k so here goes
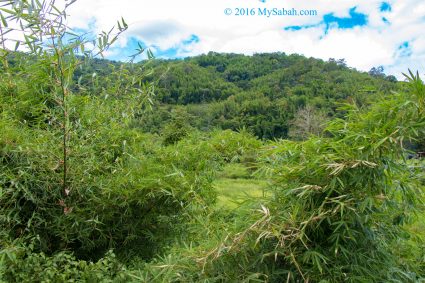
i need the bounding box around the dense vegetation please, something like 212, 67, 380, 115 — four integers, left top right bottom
72, 53, 400, 139
0, 1, 424, 282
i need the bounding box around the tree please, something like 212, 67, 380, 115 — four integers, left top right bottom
162, 107, 193, 145
369, 66, 385, 77
385, 74, 398, 82
0, 0, 159, 258
337, 58, 347, 68
0, 0, 136, 198
288, 105, 328, 140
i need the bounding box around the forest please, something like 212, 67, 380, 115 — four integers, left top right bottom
74, 52, 400, 140
0, 1, 424, 282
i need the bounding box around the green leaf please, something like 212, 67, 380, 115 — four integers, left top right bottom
0, 12, 7, 27
147, 49, 155, 59
0, 8, 15, 15
122, 17, 128, 29
109, 35, 117, 46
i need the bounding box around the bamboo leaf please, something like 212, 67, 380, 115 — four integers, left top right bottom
0, 12, 7, 27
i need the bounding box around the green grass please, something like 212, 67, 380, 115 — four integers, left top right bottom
214, 178, 269, 209
214, 163, 269, 208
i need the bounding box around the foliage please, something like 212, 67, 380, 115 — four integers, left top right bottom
0, 1, 423, 281
161, 108, 193, 145
0, 97, 222, 259
0, 238, 130, 282
130, 72, 424, 282
207, 129, 262, 164
218, 163, 252, 179
76, 52, 399, 139
0, 0, 213, 265
194, 71, 425, 282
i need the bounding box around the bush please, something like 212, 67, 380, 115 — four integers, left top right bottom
208, 129, 262, 163
0, 238, 129, 282
199, 72, 425, 281
132, 72, 425, 282
0, 91, 220, 261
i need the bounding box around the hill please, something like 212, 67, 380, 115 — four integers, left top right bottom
73, 52, 400, 139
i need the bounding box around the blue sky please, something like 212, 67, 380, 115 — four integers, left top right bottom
285, 7, 368, 33
67, 0, 425, 78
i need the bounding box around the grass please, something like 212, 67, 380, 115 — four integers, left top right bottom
214, 178, 269, 209
407, 159, 425, 236
214, 163, 269, 209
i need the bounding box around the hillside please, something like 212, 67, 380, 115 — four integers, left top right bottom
73, 52, 400, 139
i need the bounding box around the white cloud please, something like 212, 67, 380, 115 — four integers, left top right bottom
64, 0, 425, 78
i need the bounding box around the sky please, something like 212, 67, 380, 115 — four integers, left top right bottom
65, 0, 425, 78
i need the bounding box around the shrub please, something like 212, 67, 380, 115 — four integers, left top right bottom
0, 238, 129, 282
136, 72, 425, 282
208, 129, 262, 163
0, 92, 220, 261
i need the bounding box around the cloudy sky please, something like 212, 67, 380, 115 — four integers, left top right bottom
66, 0, 425, 78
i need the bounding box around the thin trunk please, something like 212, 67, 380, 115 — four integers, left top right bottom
53, 38, 68, 196
58, 54, 68, 195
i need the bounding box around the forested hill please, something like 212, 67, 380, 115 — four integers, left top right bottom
74, 52, 400, 139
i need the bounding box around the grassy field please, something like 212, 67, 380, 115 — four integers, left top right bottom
214, 163, 269, 209
214, 178, 269, 208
